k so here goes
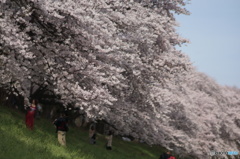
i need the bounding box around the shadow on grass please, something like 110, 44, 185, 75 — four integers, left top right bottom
0, 122, 58, 159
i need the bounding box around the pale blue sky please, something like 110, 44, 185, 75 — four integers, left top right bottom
176, 0, 240, 88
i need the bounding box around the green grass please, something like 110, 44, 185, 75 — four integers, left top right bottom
0, 105, 166, 159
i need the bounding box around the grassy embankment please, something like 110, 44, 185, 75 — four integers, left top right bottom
0, 105, 167, 159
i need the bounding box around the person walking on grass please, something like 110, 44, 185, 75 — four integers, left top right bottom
25, 99, 37, 130
105, 130, 113, 150
89, 123, 97, 144
53, 112, 69, 146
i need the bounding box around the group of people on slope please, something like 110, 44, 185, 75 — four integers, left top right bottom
53, 115, 113, 150
25, 100, 175, 157
25, 99, 112, 149
88, 123, 113, 150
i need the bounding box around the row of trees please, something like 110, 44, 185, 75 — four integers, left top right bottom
1, 0, 239, 158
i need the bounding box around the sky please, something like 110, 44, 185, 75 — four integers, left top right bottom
175, 0, 240, 88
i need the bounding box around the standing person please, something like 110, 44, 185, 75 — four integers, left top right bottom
89, 123, 96, 144
105, 130, 113, 150
25, 99, 37, 130
53, 112, 69, 146
35, 100, 42, 119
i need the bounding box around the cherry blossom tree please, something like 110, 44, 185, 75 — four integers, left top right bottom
1, 0, 239, 158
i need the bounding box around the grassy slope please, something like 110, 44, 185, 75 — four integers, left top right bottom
0, 106, 166, 159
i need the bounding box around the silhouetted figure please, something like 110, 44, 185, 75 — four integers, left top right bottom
89, 123, 96, 144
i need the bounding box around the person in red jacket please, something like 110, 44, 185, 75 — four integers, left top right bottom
25, 99, 37, 130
